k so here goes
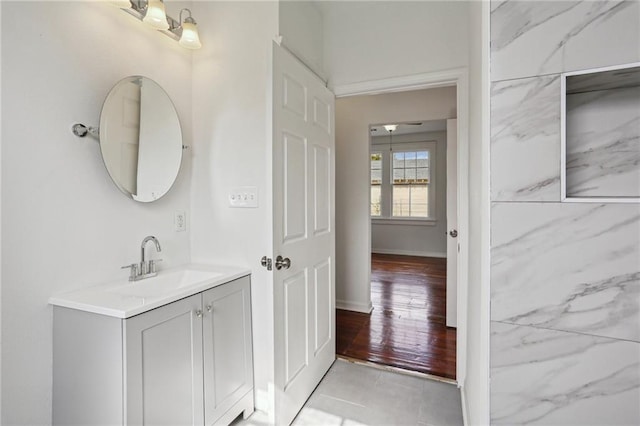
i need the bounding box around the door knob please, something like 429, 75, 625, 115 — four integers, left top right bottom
260, 256, 273, 271
449, 229, 458, 238
275, 255, 291, 270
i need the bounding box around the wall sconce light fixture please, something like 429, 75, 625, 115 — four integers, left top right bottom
142, 0, 169, 30
111, 0, 202, 49
177, 9, 202, 49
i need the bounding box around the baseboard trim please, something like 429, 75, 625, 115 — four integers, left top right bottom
372, 249, 447, 258
336, 299, 373, 313
254, 388, 269, 413
461, 385, 469, 426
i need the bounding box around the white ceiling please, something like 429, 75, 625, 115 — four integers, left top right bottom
370, 120, 447, 136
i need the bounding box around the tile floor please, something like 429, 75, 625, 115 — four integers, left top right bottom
237, 358, 463, 426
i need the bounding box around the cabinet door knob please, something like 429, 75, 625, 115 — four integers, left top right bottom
206, 305, 213, 313
195, 310, 203, 318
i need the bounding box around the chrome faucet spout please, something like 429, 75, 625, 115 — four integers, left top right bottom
141, 235, 162, 264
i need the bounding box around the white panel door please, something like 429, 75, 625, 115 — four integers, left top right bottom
446, 119, 458, 328
272, 42, 335, 425
125, 294, 204, 426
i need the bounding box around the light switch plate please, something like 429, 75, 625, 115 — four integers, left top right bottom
174, 211, 186, 232
229, 186, 258, 208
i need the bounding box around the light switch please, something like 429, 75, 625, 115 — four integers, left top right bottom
229, 186, 258, 208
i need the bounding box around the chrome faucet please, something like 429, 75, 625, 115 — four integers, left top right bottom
122, 236, 163, 281
141, 235, 161, 272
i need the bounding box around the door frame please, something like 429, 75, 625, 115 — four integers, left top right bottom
333, 68, 469, 386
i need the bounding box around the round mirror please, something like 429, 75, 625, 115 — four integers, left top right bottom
99, 76, 182, 202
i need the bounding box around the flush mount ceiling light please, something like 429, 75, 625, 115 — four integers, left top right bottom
112, 1, 202, 49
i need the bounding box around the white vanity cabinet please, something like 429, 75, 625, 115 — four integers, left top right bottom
53, 275, 254, 426
125, 293, 205, 425
201, 282, 254, 425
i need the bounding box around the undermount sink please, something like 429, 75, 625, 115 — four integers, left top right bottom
107, 268, 224, 299
49, 264, 250, 318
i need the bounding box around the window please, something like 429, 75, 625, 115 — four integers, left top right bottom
392, 151, 430, 218
371, 152, 382, 216
370, 142, 436, 223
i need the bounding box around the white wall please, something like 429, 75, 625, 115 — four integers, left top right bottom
371, 131, 448, 258
462, 1, 491, 424
279, 0, 325, 80
322, 1, 469, 88
1, 2, 193, 424
335, 87, 456, 312
189, 1, 279, 414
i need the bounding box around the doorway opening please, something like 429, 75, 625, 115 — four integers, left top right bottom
337, 116, 457, 380
333, 71, 468, 385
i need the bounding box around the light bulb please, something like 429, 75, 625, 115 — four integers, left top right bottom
179, 20, 202, 49
143, 0, 169, 30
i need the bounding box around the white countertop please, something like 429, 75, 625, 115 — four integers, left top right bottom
49, 264, 251, 319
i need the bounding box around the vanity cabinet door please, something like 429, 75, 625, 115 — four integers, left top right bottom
124, 294, 204, 426
202, 276, 254, 425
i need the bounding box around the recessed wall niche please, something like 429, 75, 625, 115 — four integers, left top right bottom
562, 63, 640, 202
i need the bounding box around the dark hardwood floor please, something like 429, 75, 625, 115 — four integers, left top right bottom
336, 253, 456, 380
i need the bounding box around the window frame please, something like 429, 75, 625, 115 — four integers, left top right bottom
370, 140, 437, 225
370, 151, 383, 217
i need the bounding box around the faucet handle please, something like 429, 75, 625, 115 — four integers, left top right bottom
148, 259, 163, 273
121, 263, 139, 281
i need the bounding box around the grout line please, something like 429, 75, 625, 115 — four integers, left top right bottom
491, 320, 640, 343
336, 356, 457, 385
491, 72, 561, 84
318, 393, 366, 408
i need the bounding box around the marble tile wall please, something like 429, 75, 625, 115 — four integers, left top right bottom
491, 76, 561, 201
490, 0, 640, 82
490, 1, 640, 424
492, 203, 640, 342
491, 322, 640, 425
566, 85, 640, 198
